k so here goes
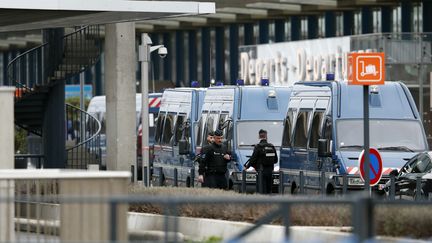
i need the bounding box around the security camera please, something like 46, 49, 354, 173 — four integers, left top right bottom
158, 47, 168, 58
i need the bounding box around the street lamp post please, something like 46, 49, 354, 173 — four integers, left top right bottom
139, 33, 166, 186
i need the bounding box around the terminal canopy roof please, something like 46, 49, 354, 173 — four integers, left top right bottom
0, 0, 215, 32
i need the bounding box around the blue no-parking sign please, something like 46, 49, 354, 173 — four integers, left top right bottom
358, 148, 383, 186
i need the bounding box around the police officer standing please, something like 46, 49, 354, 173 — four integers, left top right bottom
245, 129, 277, 194
197, 131, 214, 186
200, 129, 231, 189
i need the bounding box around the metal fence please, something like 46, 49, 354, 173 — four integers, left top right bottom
3, 169, 432, 242
0, 169, 130, 242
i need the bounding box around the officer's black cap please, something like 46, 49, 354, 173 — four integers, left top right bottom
208, 131, 215, 136
259, 129, 267, 134
214, 129, 223, 136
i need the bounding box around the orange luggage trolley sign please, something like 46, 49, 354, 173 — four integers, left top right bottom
348, 52, 385, 86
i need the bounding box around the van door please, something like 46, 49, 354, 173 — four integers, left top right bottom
307, 108, 325, 189
172, 113, 189, 184
292, 109, 311, 182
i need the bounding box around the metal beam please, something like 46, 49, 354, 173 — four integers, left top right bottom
246, 2, 301, 12
280, 0, 337, 7
218, 7, 268, 17
143, 20, 180, 28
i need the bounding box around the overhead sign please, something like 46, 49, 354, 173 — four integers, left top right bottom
358, 148, 383, 186
348, 52, 385, 85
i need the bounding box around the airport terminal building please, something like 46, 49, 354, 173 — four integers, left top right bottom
0, 0, 432, 146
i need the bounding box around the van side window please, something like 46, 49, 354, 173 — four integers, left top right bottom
203, 114, 215, 145
323, 116, 332, 140
197, 113, 208, 147
309, 111, 324, 149
174, 114, 186, 144
293, 110, 310, 149
155, 113, 165, 143
282, 109, 294, 148
161, 113, 174, 146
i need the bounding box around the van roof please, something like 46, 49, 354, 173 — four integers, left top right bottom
293, 81, 417, 119
86, 93, 162, 114
205, 85, 291, 120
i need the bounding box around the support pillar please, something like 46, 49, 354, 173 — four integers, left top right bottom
163, 33, 172, 82
0, 87, 15, 241
424, 0, 432, 33
43, 81, 66, 168
325, 12, 336, 37
175, 31, 184, 87
362, 7, 372, 34
275, 19, 285, 43
104, 23, 137, 172
244, 23, 254, 45
201, 27, 210, 87
401, 2, 412, 33
308, 15, 318, 39
215, 27, 225, 83
0, 87, 14, 169
343, 11, 353, 36
229, 24, 239, 85
381, 6, 392, 33
259, 20, 269, 44
188, 30, 197, 85
291, 16, 300, 41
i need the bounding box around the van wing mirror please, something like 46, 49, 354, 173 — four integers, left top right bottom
178, 139, 190, 155
318, 139, 331, 157
219, 117, 233, 130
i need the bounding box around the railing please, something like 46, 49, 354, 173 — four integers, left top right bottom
1, 169, 431, 242
66, 104, 102, 169
0, 169, 130, 242
7, 25, 102, 99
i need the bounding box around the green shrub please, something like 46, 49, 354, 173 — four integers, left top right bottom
15, 127, 27, 153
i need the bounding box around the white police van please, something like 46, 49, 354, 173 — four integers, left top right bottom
279, 81, 428, 194
86, 93, 161, 170
196, 83, 291, 191
152, 87, 206, 186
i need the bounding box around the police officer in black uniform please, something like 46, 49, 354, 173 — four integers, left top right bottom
197, 131, 214, 187
245, 129, 277, 194
200, 129, 231, 189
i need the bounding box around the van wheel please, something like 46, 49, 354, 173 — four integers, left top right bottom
326, 184, 335, 195
291, 182, 298, 194
186, 177, 191, 187
159, 174, 166, 186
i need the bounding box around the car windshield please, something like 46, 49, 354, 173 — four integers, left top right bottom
237, 121, 283, 147
337, 119, 427, 152
402, 152, 432, 174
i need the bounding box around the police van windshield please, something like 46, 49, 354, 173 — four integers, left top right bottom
237, 121, 283, 147
337, 119, 427, 152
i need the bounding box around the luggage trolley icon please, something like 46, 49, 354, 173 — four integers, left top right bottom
359, 60, 378, 77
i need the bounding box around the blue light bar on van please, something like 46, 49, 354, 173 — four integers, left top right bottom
215, 81, 224, 86
261, 78, 269, 86
326, 73, 335, 81
236, 79, 245, 86
191, 81, 200, 87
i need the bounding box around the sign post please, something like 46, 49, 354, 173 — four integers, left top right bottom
348, 52, 385, 195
